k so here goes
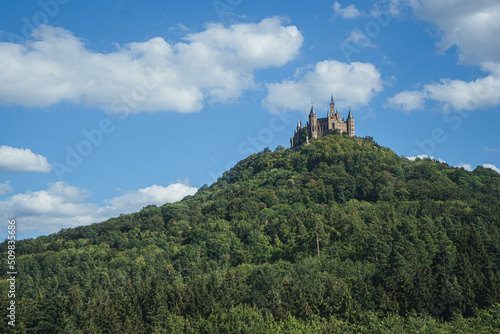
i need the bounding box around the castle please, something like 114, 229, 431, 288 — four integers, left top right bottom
290, 95, 355, 148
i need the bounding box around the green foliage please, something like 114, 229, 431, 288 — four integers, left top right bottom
1, 134, 500, 332
301, 126, 309, 142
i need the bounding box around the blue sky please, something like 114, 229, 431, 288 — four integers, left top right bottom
1, 0, 499, 239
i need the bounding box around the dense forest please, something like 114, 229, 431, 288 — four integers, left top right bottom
1, 134, 500, 333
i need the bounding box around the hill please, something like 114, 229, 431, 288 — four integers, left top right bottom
1, 134, 500, 333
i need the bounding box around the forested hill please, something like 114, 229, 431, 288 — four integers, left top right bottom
2, 134, 500, 333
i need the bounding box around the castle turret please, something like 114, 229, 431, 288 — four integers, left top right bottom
347, 108, 355, 137
309, 104, 318, 138
329, 94, 335, 116
309, 104, 316, 116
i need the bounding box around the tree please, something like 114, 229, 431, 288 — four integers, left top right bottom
301, 127, 309, 142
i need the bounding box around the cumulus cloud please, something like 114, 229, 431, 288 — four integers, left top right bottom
423, 68, 500, 111
263, 60, 383, 113
0, 146, 52, 172
387, 62, 500, 112
483, 163, 500, 174
0, 181, 197, 236
388, 1, 500, 112
409, 0, 500, 65
0, 182, 99, 235
383, 0, 412, 16
107, 183, 198, 211
456, 163, 473, 171
387, 90, 426, 112
344, 28, 375, 48
406, 154, 445, 163
0, 18, 303, 113
333, 2, 364, 19
0, 181, 13, 196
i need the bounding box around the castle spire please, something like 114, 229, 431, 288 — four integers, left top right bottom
329, 94, 335, 116
309, 103, 315, 115
346, 107, 355, 137
347, 108, 353, 119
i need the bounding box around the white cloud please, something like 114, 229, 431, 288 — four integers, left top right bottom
0, 181, 197, 236
0, 18, 303, 114
333, 2, 364, 19
387, 90, 426, 112
345, 28, 375, 48
406, 154, 424, 161
484, 147, 497, 153
456, 163, 473, 171
263, 60, 383, 113
0, 181, 13, 195
0, 146, 52, 172
424, 65, 500, 110
409, 0, 500, 65
383, 0, 420, 16
387, 63, 500, 112
107, 183, 197, 211
0, 182, 100, 234
388, 1, 500, 112
483, 163, 500, 174
406, 154, 445, 163
176, 23, 190, 32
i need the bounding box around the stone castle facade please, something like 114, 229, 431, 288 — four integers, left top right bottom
290, 95, 355, 148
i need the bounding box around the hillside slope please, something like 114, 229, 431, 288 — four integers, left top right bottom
1, 134, 500, 333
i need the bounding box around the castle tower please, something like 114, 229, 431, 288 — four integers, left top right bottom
308, 104, 318, 138
347, 108, 355, 137
329, 94, 335, 116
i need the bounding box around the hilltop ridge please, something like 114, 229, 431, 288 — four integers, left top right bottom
1, 134, 500, 332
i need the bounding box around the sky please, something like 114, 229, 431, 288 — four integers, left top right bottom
0, 0, 499, 239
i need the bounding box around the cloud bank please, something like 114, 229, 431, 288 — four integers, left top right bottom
0, 17, 303, 114
388, 0, 500, 112
0, 181, 197, 236
332, 2, 364, 19
483, 163, 500, 174
0, 146, 52, 172
263, 60, 383, 113
0, 181, 13, 196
